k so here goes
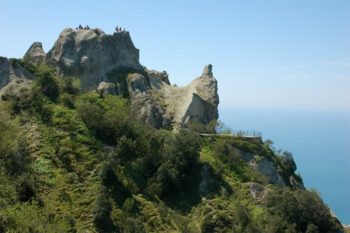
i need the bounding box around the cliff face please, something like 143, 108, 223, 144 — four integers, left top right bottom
0, 57, 33, 100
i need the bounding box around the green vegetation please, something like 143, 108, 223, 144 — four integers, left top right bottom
0, 61, 343, 232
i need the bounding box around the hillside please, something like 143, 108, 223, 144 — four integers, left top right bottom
0, 27, 345, 233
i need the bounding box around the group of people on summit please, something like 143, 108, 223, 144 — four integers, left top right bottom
75, 24, 126, 32
115, 26, 126, 32
76, 24, 90, 30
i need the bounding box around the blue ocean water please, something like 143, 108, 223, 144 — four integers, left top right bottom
219, 107, 350, 224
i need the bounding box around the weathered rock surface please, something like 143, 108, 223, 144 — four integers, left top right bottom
249, 157, 285, 186
23, 42, 46, 65
147, 70, 170, 89
0, 57, 33, 100
46, 28, 143, 90
101, 65, 219, 130
152, 64, 219, 128
96, 81, 116, 96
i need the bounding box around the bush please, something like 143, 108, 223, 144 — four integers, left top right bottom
60, 93, 75, 108
148, 130, 200, 197
263, 189, 343, 233
77, 95, 134, 144
201, 202, 260, 233
62, 77, 81, 95
33, 63, 60, 102
93, 193, 113, 231
0, 104, 30, 175
0, 202, 73, 232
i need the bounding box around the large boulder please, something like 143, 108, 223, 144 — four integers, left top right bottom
96, 81, 117, 96
23, 42, 46, 65
45, 28, 143, 90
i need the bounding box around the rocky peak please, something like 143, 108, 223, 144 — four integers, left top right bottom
23, 42, 46, 65
201, 64, 213, 78
45, 27, 142, 90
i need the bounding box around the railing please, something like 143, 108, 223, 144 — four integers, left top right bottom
231, 130, 262, 138
200, 130, 262, 138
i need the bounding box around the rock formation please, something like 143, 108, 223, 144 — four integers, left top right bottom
23, 42, 46, 65
1, 27, 219, 130
152, 64, 219, 128
45, 28, 143, 90
0, 57, 33, 100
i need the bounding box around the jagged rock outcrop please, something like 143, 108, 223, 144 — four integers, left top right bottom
0, 57, 33, 100
46, 28, 143, 90
23, 42, 46, 65
98, 65, 219, 130
156, 64, 219, 128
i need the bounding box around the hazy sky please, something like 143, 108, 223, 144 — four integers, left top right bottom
1, 0, 349, 111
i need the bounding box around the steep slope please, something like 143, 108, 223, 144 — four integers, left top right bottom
0, 27, 346, 232
0, 85, 343, 232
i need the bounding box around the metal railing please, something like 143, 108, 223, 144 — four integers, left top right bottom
231, 130, 262, 138
200, 130, 262, 138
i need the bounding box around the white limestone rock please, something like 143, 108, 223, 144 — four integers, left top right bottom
46, 28, 142, 90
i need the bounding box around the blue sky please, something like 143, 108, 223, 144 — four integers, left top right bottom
1, 0, 349, 111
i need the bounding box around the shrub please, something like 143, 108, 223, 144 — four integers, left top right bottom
60, 93, 75, 108
263, 189, 343, 233
148, 130, 200, 197
93, 193, 113, 231
62, 77, 81, 95
0, 202, 72, 232
33, 63, 60, 102
0, 104, 30, 175
77, 95, 134, 144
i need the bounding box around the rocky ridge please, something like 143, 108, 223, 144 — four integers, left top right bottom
0, 27, 219, 130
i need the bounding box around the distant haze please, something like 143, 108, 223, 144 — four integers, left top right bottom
1, 0, 349, 111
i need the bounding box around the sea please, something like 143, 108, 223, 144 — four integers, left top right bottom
219, 107, 350, 224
